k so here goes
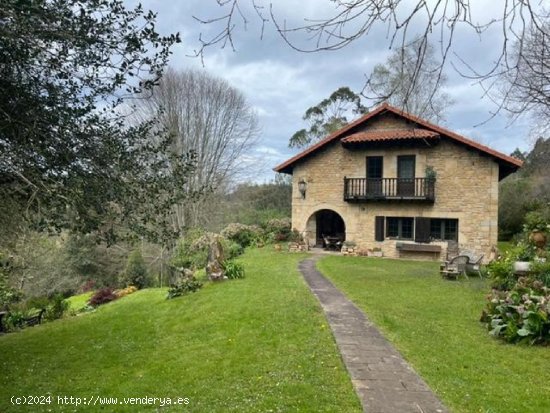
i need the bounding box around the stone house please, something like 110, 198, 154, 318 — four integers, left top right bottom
274, 103, 522, 261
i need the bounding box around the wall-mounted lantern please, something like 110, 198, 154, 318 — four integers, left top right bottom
298, 179, 307, 199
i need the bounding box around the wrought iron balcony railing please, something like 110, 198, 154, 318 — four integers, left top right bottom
343, 177, 435, 202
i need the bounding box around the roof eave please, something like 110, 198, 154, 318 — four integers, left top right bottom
273, 102, 523, 174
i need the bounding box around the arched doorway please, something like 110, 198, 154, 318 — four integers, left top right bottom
306, 209, 346, 247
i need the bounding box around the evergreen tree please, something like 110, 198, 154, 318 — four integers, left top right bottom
0, 0, 186, 245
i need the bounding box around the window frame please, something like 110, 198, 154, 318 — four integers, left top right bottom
429, 218, 459, 241
386, 217, 414, 240
366, 156, 383, 179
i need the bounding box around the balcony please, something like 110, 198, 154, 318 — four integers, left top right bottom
343, 177, 435, 203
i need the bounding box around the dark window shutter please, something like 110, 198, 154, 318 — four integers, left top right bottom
415, 217, 431, 243
375, 216, 385, 241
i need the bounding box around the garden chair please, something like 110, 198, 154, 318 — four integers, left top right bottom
465, 254, 484, 278
322, 235, 338, 251
440, 255, 470, 280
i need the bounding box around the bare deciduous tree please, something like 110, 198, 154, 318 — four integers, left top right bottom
494, 21, 550, 133
192, 1, 549, 121
135, 68, 260, 232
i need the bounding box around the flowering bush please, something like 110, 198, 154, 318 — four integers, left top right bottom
171, 229, 214, 270
220, 223, 263, 248
481, 278, 550, 345
114, 286, 138, 298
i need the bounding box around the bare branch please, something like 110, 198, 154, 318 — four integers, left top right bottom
192, 0, 549, 123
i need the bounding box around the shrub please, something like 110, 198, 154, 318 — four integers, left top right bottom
509, 242, 537, 261
0, 273, 22, 311
222, 239, 244, 260
223, 260, 245, 279
121, 249, 149, 289
167, 278, 203, 300
45, 294, 69, 321
288, 229, 303, 243
523, 211, 550, 232
263, 218, 292, 241
482, 278, 550, 344
171, 229, 215, 270
486, 257, 515, 290
221, 223, 263, 248
114, 285, 138, 298
80, 279, 96, 293
3, 310, 25, 331
88, 288, 118, 307
529, 260, 550, 287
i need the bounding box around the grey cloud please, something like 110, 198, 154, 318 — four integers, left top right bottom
129, 0, 532, 181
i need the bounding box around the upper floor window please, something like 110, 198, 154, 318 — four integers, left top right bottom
397, 155, 415, 179
366, 156, 383, 179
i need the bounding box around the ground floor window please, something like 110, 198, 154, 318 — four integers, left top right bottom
386, 217, 414, 240
430, 219, 458, 241
375, 216, 458, 242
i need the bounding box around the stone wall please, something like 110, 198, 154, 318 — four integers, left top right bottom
290, 117, 499, 262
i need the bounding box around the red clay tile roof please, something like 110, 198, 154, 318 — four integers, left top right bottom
341, 128, 440, 143
274, 102, 523, 176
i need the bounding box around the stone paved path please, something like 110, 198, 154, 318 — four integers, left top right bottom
299, 258, 449, 413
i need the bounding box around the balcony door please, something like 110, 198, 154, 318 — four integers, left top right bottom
366, 156, 383, 196
397, 155, 415, 196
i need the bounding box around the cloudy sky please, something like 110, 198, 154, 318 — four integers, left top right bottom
129, 0, 534, 181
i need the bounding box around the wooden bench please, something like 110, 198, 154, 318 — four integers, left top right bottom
0, 309, 46, 332
23, 309, 46, 327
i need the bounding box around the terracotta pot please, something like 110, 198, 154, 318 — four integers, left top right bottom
529, 230, 547, 249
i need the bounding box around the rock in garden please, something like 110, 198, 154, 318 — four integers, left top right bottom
206, 236, 226, 281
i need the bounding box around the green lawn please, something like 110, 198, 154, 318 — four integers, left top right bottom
317, 256, 550, 413
497, 241, 514, 255
0, 249, 361, 412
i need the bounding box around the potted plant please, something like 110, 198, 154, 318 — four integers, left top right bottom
425, 165, 437, 182
524, 211, 548, 249
511, 242, 535, 274
368, 247, 383, 257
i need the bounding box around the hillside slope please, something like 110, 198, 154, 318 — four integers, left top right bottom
0, 249, 361, 412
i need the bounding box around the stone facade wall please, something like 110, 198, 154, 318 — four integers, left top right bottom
290, 117, 499, 262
